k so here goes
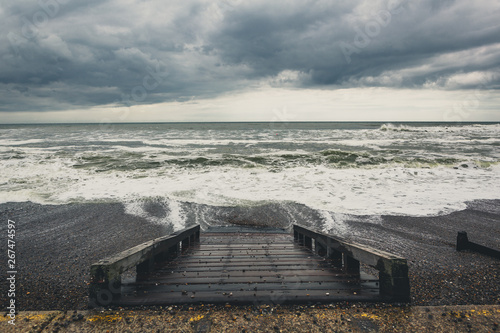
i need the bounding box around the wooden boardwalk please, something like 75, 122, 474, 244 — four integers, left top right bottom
117, 227, 381, 305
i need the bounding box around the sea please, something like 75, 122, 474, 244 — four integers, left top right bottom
1, 122, 499, 233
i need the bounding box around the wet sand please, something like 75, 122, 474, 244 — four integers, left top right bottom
0, 200, 499, 310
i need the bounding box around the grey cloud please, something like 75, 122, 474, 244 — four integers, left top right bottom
210, 0, 500, 88
0, 0, 499, 112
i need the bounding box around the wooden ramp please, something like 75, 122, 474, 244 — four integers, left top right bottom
117, 227, 381, 305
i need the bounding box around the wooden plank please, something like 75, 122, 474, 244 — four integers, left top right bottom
165, 263, 327, 270
200, 243, 293, 246
144, 268, 376, 280
122, 282, 379, 295
200, 241, 293, 245
140, 269, 351, 279
201, 241, 292, 245
180, 254, 316, 260
181, 248, 309, 253
123, 280, 378, 291
155, 264, 330, 272
186, 250, 302, 255
203, 226, 289, 234
169, 258, 327, 265
118, 289, 383, 306
138, 274, 369, 284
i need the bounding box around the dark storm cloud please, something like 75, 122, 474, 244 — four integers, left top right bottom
0, 0, 499, 112
211, 0, 500, 87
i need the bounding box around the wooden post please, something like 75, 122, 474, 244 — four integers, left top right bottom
137, 257, 154, 275
298, 233, 304, 246
315, 241, 327, 257
456, 231, 469, 251
181, 237, 190, 251
89, 265, 122, 307
377, 258, 410, 302
328, 247, 343, 268
169, 243, 179, 256
304, 236, 312, 250
457, 231, 500, 259
344, 255, 360, 275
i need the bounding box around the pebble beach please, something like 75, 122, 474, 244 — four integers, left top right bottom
0, 199, 499, 312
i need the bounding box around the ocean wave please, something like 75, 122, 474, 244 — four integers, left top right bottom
124, 198, 325, 232
379, 122, 500, 133
1, 122, 499, 218
379, 123, 416, 132
67, 149, 498, 171
0, 139, 45, 146
1, 160, 499, 217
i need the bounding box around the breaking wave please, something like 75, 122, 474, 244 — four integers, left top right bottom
0, 122, 499, 221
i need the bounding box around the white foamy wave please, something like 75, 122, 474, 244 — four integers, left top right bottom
379, 122, 500, 134
0, 139, 45, 146
379, 123, 416, 132
320, 211, 350, 236
3, 161, 496, 217
1, 122, 499, 219
124, 197, 187, 231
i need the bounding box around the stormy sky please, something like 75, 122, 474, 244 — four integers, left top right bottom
0, 0, 499, 123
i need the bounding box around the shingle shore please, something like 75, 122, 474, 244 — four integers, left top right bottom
0, 200, 498, 311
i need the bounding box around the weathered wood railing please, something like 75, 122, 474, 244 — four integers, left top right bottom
89, 225, 200, 307
293, 225, 410, 302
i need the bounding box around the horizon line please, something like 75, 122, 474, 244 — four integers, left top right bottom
1, 120, 500, 126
